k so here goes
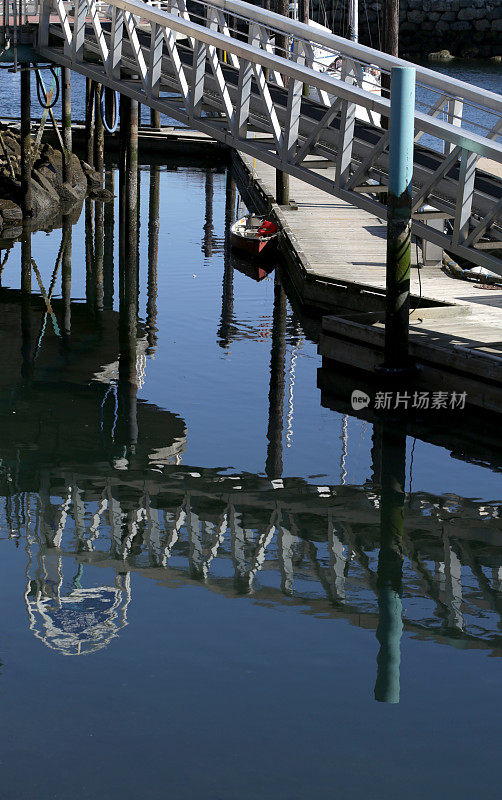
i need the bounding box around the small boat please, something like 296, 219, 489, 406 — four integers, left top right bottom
230, 214, 278, 257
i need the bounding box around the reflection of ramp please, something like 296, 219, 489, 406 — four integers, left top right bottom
26, 579, 131, 656
6, 465, 502, 657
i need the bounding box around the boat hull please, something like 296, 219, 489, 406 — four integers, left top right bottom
230, 230, 277, 257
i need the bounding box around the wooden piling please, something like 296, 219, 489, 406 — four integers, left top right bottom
94, 83, 104, 186
20, 66, 32, 217
127, 99, 139, 219
381, 0, 400, 117
61, 68, 72, 185
275, 0, 290, 205
275, 169, 290, 206
151, 108, 161, 131
85, 77, 95, 167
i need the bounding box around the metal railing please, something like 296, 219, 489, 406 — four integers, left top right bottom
33, 0, 502, 270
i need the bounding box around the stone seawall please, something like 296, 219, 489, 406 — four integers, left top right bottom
309, 0, 502, 59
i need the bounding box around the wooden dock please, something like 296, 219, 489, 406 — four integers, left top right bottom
235, 152, 502, 411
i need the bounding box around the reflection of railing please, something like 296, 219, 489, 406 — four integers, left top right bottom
4, 467, 502, 654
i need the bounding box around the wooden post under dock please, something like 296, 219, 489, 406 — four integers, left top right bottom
85, 77, 95, 168
20, 66, 32, 217
61, 67, 72, 185
151, 108, 161, 131
94, 83, 104, 186
274, 0, 289, 206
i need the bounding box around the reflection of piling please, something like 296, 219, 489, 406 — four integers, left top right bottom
85, 78, 95, 168
94, 199, 104, 313
94, 83, 104, 186
117, 96, 139, 452
218, 169, 236, 348
374, 422, 406, 704
62, 215, 72, 344
371, 421, 383, 486
203, 169, 214, 257
20, 66, 32, 217
84, 198, 95, 312
21, 233, 32, 378
147, 165, 160, 355
103, 168, 115, 310
61, 68, 72, 185
265, 278, 287, 480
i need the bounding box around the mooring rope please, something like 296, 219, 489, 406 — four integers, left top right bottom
99, 85, 119, 134
35, 66, 60, 109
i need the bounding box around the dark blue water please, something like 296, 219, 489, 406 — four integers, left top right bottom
0, 57, 501, 799
0, 160, 500, 800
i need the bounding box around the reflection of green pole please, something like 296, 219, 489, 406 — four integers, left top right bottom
374, 422, 406, 704
375, 587, 403, 704
73, 563, 83, 589
384, 67, 415, 371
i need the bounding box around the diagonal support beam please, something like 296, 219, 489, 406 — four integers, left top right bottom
412, 145, 461, 212
162, 27, 190, 104
293, 98, 343, 166
464, 197, 502, 247
453, 149, 477, 244
123, 9, 148, 90
189, 39, 206, 120
87, 0, 109, 64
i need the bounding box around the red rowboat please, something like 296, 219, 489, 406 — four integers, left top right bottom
230, 215, 278, 257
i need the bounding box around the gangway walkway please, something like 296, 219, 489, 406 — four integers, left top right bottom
10, 0, 501, 274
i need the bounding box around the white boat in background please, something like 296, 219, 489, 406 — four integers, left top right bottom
290, 1, 381, 125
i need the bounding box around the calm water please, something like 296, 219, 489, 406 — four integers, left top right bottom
0, 52, 501, 800
0, 157, 500, 800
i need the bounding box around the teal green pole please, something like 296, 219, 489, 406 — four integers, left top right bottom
384, 66, 416, 371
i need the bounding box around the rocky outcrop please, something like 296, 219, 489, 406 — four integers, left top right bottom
0, 124, 110, 240
309, 0, 502, 59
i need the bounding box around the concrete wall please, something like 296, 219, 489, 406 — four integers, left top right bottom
309, 0, 502, 59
